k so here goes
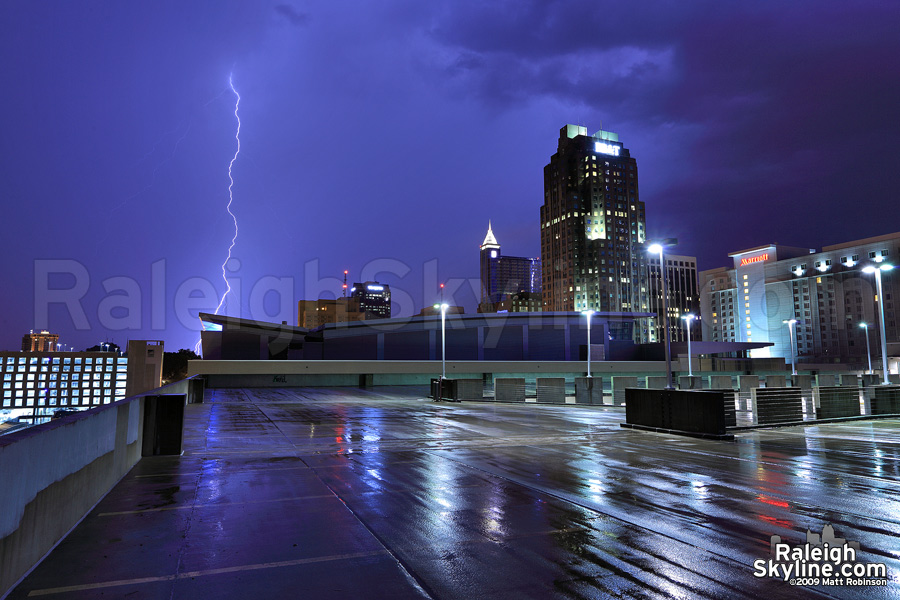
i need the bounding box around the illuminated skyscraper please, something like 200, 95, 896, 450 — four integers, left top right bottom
478, 222, 541, 312
350, 282, 392, 319
540, 125, 648, 338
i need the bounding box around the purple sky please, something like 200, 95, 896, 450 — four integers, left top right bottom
2, 1, 899, 352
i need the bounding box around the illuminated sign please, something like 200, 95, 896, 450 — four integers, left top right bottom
367, 285, 384, 291
740, 253, 768, 266
595, 142, 620, 157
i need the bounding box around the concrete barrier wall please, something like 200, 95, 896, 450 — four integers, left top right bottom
708, 389, 737, 426
454, 379, 483, 401
841, 374, 861, 386
709, 375, 733, 390
625, 389, 727, 435
646, 376, 668, 389
190, 360, 668, 379
536, 378, 565, 404
751, 387, 803, 424
815, 374, 837, 387
814, 387, 861, 419
575, 377, 603, 405
0, 398, 145, 596
612, 377, 639, 405
765, 375, 787, 388
861, 374, 882, 387
738, 376, 759, 391
679, 376, 704, 390
0, 375, 201, 597
792, 374, 812, 390
871, 386, 900, 415
495, 378, 526, 402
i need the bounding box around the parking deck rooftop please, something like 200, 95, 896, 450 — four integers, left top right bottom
8, 387, 900, 599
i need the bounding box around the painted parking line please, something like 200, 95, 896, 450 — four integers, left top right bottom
97, 494, 335, 516
27, 550, 390, 597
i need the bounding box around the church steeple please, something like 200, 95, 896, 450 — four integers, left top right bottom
480, 220, 500, 250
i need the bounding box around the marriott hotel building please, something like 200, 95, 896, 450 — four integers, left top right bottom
699, 232, 900, 371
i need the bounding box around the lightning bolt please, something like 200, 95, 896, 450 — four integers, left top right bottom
195, 74, 241, 355
214, 74, 241, 316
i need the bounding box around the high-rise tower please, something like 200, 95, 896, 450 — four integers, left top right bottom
479, 222, 542, 312
541, 125, 648, 338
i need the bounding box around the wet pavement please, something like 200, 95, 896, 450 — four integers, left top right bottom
8, 387, 900, 599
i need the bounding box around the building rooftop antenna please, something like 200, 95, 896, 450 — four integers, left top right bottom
343, 270, 349, 298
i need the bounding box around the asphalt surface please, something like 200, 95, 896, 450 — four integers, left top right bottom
8, 387, 900, 599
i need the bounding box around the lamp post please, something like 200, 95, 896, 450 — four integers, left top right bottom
859, 322, 873, 375
432, 303, 449, 381
681, 314, 695, 377
782, 319, 797, 376
648, 239, 677, 389
862, 263, 893, 384
583, 310, 595, 378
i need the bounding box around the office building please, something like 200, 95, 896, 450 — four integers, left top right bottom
1, 341, 164, 426
541, 124, 648, 339
493, 292, 543, 313
350, 282, 392, 319
646, 254, 699, 343
298, 298, 365, 329
479, 222, 541, 312
21, 331, 59, 352
699, 232, 900, 370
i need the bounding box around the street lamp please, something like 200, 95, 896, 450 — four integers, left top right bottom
648, 239, 677, 389
862, 263, 893, 384
681, 314, 695, 377
782, 319, 797, 376
859, 322, 873, 375
432, 303, 449, 381
583, 310, 595, 378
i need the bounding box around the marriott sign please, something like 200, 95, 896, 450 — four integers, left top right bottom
740, 253, 768, 266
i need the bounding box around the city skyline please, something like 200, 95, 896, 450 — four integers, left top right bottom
2, 1, 899, 352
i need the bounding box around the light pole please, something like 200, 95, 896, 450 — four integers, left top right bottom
583, 310, 595, 378
859, 322, 873, 375
681, 314, 695, 377
863, 263, 893, 384
782, 319, 797, 376
648, 239, 677, 389
432, 303, 449, 381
